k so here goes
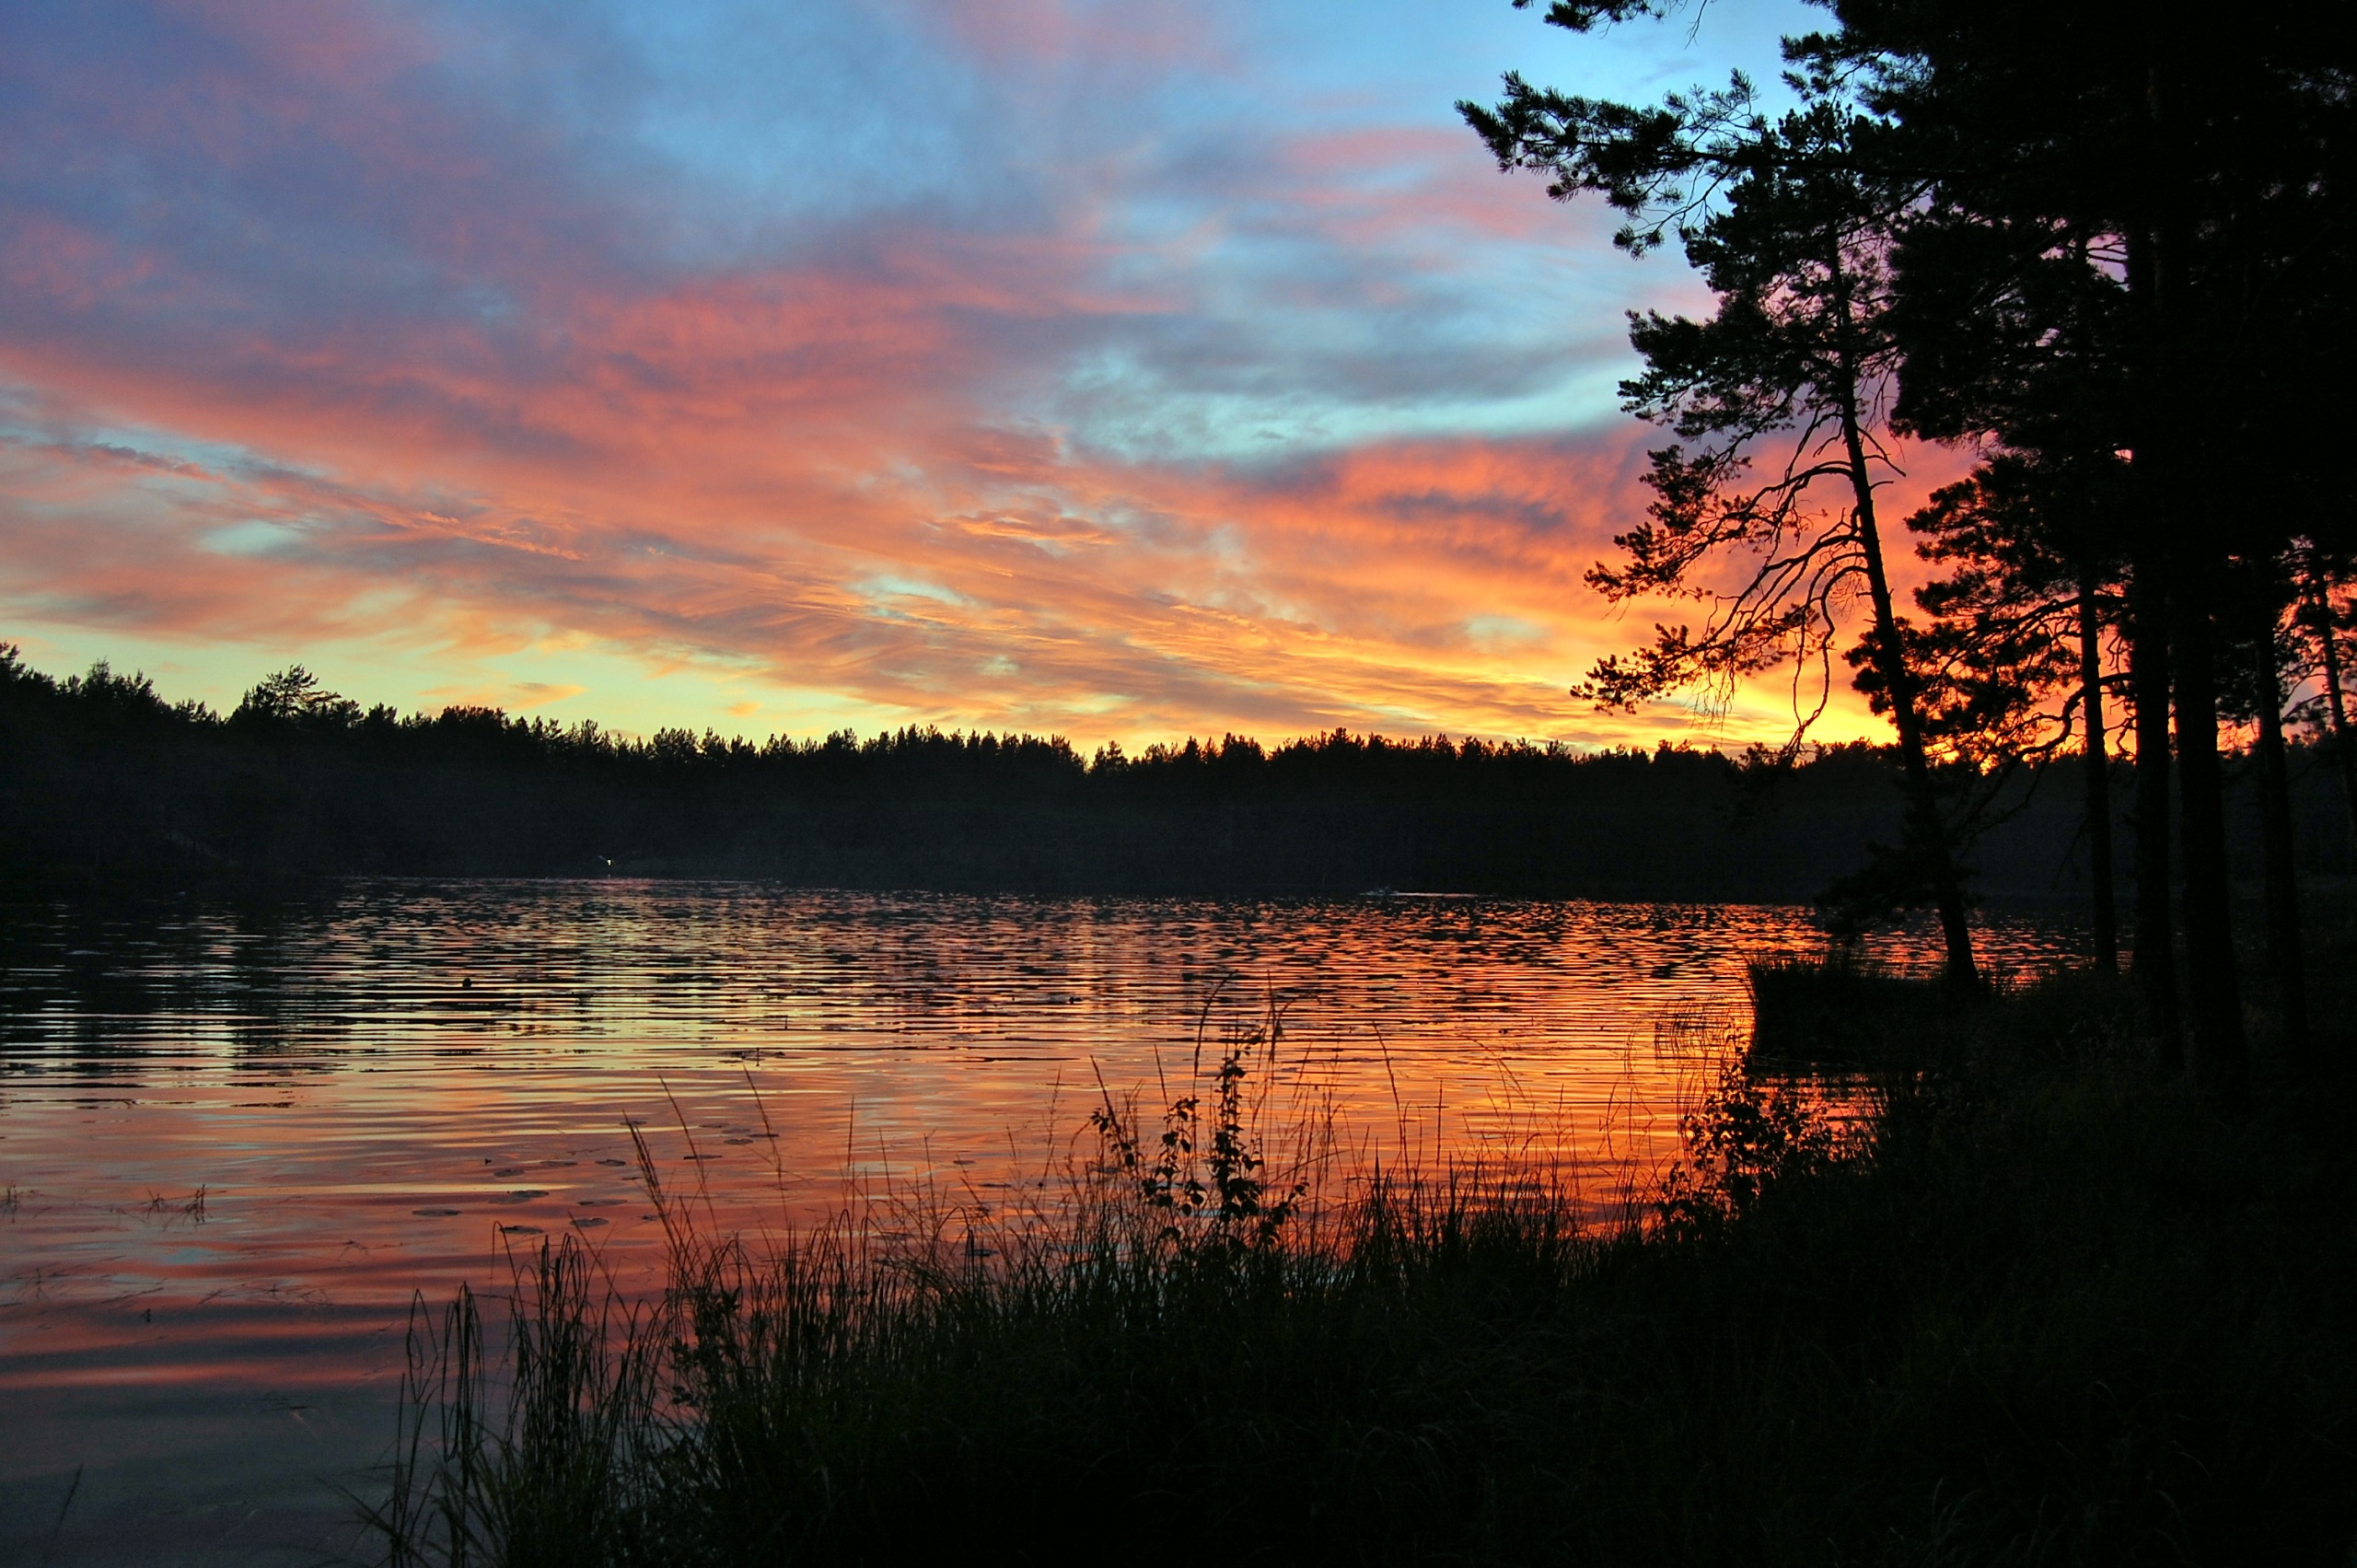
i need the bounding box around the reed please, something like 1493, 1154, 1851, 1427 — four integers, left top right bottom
365, 966, 2357, 1565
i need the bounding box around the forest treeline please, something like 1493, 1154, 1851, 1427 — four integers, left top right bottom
1460, 0, 2352, 1089
2, 647, 2348, 901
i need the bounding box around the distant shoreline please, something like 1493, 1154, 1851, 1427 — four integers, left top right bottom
6, 648, 2350, 904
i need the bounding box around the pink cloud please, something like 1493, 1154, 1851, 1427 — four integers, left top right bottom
0, 0, 1938, 750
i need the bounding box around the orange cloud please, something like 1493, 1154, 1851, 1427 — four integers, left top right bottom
0, 0, 1933, 751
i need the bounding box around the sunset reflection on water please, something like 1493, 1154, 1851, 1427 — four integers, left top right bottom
0, 883, 2086, 1561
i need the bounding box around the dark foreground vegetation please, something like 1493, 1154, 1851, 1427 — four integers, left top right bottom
368, 916, 2357, 1566
5, 648, 2351, 902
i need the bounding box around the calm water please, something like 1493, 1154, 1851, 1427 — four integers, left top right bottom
0, 882, 2089, 1564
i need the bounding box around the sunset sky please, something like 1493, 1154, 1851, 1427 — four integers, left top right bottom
0, 0, 1961, 750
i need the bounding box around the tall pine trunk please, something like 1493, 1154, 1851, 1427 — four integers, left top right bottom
2127, 32, 2233, 1083
2252, 615, 2306, 1060
1829, 247, 1977, 988
2171, 576, 2246, 1099
2129, 556, 2181, 1068
2302, 563, 2357, 857
2078, 570, 2118, 971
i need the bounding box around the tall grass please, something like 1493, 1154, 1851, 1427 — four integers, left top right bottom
366, 968, 2357, 1565
1744, 948, 1968, 1065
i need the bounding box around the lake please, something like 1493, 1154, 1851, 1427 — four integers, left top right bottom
0, 882, 2090, 1565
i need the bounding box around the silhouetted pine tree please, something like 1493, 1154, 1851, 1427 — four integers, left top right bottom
1786, 0, 2353, 1095
1464, 58, 1981, 984
1903, 455, 2128, 970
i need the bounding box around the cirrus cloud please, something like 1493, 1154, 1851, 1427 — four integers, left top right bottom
0, 0, 1910, 749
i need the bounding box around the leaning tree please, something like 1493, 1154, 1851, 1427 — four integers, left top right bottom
1465, 66, 1980, 983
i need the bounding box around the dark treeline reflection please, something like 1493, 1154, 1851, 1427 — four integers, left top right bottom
4, 650, 2347, 899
